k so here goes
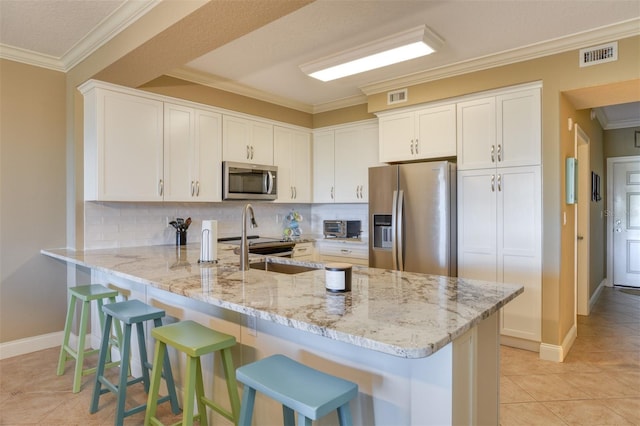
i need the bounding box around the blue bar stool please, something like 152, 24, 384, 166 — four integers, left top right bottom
90, 299, 180, 426
57, 284, 122, 393
236, 354, 358, 426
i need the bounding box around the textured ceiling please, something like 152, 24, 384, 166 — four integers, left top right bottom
0, 0, 639, 127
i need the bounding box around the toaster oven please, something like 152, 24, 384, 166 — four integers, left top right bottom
323, 220, 361, 238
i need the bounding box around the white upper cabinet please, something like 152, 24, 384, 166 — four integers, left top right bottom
378, 103, 456, 163
274, 126, 311, 203
81, 81, 223, 202
457, 87, 540, 170
82, 85, 164, 201
312, 130, 335, 203
222, 115, 274, 165
313, 121, 379, 204
164, 104, 222, 201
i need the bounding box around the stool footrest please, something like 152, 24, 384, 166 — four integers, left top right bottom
201, 395, 234, 422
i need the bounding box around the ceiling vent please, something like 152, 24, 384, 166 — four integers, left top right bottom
388, 88, 408, 105
579, 42, 617, 67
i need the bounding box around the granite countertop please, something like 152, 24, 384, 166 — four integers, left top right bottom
41, 244, 523, 359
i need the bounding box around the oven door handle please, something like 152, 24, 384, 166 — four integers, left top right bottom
266, 171, 275, 194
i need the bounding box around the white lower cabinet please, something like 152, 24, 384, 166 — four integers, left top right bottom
458, 166, 541, 342
317, 240, 368, 266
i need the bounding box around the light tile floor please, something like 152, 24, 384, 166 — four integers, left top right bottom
501, 287, 640, 425
0, 287, 637, 425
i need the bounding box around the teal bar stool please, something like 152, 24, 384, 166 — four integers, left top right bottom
91, 300, 180, 426
57, 284, 122, 393
236, 354, 358, 426
145, 320, 241, 426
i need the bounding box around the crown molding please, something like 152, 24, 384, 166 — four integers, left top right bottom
167, 67, 316, 114
360, 18, 640, 96
594, 107, 640, 130
0, 0, 159, 72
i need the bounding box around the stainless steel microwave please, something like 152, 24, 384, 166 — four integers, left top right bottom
223, 161, 277, 200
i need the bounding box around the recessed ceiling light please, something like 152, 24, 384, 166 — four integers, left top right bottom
300, 25, 443, 82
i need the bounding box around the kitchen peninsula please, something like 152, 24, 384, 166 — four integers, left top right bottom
42, 243, 522, 425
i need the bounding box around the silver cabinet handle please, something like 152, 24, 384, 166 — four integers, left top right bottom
331, 186, 334, 199
414, 139, 419, 154
491, 145, 495, 162
410, 139, 414, 155
297, 247, 307, 253
191, 181, 195, 197
491, 175, 495, 192
246, 145, 250, 159
250, 145, 254, 160
498, 174, 502, 191
293, 186, 297, 199
196, 181, 200, 196
340, 249, 352, 254
159, 179, 164, 196
497, 144, 502, 162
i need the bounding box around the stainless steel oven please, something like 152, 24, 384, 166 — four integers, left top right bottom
223, 161, 277, 200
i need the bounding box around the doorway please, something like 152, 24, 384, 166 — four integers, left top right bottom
607, 156, 640, 288
575, 125, 590, 315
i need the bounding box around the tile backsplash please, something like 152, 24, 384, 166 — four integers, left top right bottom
84, 202, 368, 249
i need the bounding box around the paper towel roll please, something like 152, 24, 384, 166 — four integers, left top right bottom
200, 220, 217, 262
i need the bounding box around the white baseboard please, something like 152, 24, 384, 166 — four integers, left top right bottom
0, 331, 63, 360
0, 332, 93, 360
539, 324, 577, 362
589, 279, 606, 312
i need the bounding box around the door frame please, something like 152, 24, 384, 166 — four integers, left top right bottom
606, 155, 640, 287
575, 124, 590, 316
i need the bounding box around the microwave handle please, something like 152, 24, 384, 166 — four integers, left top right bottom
266, 171, 275, 194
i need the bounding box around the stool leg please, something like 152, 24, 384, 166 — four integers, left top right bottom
195, 356, 208, 426
153, 318, 180, 415
297, 413, 312, 426
115, 323, 133, 426
182, 355, 198, 426
136, 322, 151, 393
96, 298, 110, 364
238, 386, 256, 426
90, 314, 113, 414
144, 340, 166, 426
57, 293, 76, 376
283, 406, 295, 426
220, 347, 241, 423
337, 403, 354, 426
72, 298, 91, 393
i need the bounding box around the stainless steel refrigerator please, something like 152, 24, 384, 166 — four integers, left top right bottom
369, 161, 457, 276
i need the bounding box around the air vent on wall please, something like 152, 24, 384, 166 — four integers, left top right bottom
579, 42, 618, 67
387, 88, 408, 105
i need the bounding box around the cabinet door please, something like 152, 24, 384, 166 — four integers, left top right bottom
313, 131, 335, 203
378, 112, 414, 162
274, 126, 295, 202
164, 103, 194, 201
291, 130, 311, 203
194, 110, 222, 201
497, 89, 541, 167
222, 116, 273, 165
415, 104, 456, 160
498, 166, 541, 341
457, 97, 496, 170
457, 169, 498, 282
94, 90, 164, 201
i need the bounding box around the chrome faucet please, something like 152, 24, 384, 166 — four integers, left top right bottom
240, 203, 258, 270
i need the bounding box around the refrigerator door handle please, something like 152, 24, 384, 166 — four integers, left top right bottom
391, 190, 398, 270
397, 189, 405, 271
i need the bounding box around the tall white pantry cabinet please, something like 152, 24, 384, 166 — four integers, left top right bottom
457, 84, 542, 346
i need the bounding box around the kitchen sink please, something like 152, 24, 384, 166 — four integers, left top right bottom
249, 260, 319, 275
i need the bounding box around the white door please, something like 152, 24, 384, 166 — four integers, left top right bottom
456, 97, 496, 170
613, 160, 640, 287
312, 131, 335, 203
378, 112, 414, 162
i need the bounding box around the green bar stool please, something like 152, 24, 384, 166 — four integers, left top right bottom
91, 300, 180, 426
57, 284, 122, 393
236, 354, 358, 426
144, 320, 241, 426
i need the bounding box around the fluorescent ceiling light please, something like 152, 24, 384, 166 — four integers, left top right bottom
300, 25, 443, 82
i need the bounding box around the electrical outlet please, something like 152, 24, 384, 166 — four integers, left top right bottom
247, 316, 257, 336
276, 213, 281, 224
